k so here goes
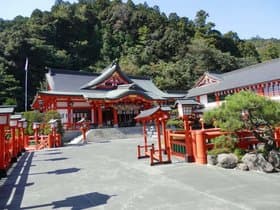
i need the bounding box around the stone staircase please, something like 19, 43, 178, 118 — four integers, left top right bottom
68, 126, 143, 144
87, 126, 143, 141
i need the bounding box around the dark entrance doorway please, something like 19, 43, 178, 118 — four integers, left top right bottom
118, 110, 137, 127
102, 108, 113, 127
73, 109, 91, 123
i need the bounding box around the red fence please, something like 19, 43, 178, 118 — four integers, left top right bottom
0, 126, 62, 178
166, 128, 280, 165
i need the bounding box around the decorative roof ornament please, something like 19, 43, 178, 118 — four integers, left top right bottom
111, 58, 119, 67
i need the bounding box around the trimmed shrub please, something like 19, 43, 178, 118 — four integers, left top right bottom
23, 110, 64, 136
208, 135, 237, 156
233, 148, 246, 161
166, 118, 184, 129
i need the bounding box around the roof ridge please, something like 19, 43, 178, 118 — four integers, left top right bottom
48, 67, 151, 80
48, 68, 100, 76
222, 58, 280, 77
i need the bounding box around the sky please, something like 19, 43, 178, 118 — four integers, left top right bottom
0, 0, 279, 39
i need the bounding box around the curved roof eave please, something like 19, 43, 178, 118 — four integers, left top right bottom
38, 91, 84, 97
80, 63, 133, 89
84, 89, 154, 100
106, 89, 153, 100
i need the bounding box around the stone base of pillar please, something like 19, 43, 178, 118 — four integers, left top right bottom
114, 124, 118, 128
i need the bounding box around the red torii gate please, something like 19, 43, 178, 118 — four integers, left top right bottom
135, 106, 171, 166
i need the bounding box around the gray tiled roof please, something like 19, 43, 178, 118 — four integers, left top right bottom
43, 63, 182, 100
80, 62, 134, 89
135, 106, 169, 120
46, 68, 98, 92
187, 58, 280, 97
175, 99, 200, 106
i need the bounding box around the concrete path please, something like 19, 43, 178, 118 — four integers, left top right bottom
0, 137, 280, 210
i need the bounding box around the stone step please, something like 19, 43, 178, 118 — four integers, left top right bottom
67, 126, 143, 145
87, 126, 143, 141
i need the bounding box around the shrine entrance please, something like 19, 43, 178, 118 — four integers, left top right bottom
102, 108, 114, 127
118, 111, 137, 127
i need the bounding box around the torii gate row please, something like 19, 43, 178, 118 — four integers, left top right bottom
134, 106, 171, 166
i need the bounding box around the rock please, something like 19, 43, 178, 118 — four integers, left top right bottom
207, 155, 217, 165
268, 150, 280, 169
236, 163, 249, 171
242, 153, 274, 173
217, 153, 238, 169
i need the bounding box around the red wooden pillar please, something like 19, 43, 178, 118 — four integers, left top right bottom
0, 126, 6, 174
97, 105, 103, 128
156, 120, 162, 162
52, 98, 57, 110
11, 127, 17, 162
91, 103, 95, 125
34, 128, 39, 148
215, 94, 220, 106
24, 135, 29, 149
67, 101, 72, 129
48, 133, 53, 148
183, 116, 194, 162
113, 108, 118, 127
17, 127, 22, 155
191, 131, 197, 162
19, 128, 24, 152
196, 96, 200, 103
195, 130, 207, 164
143, 121, 147, 152
161, 120, 168, 152
257, 85, 264, 96
94, 109, 98, 126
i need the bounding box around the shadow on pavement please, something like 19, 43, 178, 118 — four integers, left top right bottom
0, 152, 34, 210
32, 157, 68, 162
43, 157, 68, 161
95, 140, 111, 143
29, 167, 81, 175
21, 192, 115, 209
42, 152, 63, 155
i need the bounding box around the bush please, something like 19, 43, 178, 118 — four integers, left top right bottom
208, 135, 237, 156
43, 110, 64, 136
23, 111, 44, 135
23, 110, 64, 136
233, 148, 246, 161
166, 118, 184, 129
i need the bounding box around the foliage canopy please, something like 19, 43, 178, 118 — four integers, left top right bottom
0, 0, 278, 110
204, 91, 280, 153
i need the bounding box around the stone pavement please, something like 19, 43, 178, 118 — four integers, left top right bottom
0, 137, 280, 210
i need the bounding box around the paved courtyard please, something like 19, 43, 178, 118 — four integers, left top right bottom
0, 137, 280, 210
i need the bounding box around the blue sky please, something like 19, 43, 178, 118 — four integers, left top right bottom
0, 0, 279, 39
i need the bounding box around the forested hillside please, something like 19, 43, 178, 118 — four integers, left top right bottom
247, 37, 280, 62
0, 0, 278, 110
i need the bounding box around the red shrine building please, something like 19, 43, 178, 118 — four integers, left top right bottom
32, 61, 182, 129
187, 58, 280, 109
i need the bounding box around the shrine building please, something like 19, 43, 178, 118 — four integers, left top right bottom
187, 58, 280, 109
32, 61, 182, 129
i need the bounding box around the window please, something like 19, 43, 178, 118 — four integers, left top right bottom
207, 93, 216, 103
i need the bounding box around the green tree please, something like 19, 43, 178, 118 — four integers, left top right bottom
0, 0, 274, 111
0, 63, 21, 105
262, 43, 279, 61
204, 91, 280, 155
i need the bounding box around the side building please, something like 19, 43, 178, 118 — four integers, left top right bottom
187, 58, 280, 109
32, 61, 183, 129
